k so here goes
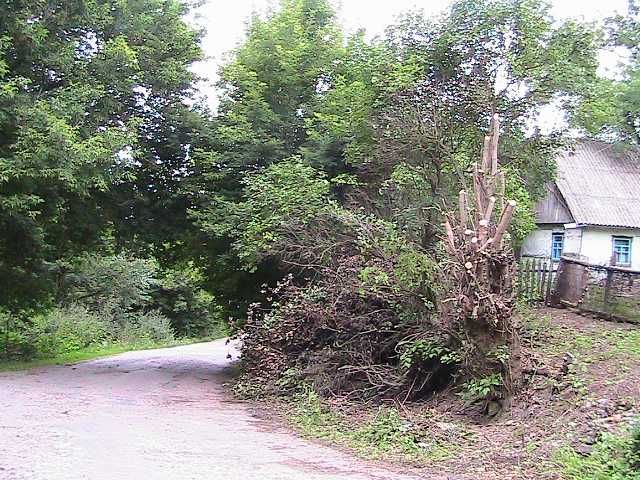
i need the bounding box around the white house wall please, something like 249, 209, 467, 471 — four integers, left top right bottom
522, 226, 640, 270
564, 227, 583, 256
521, 228, 555, 257
520, 226, 579, 258
580, 227, 640, 270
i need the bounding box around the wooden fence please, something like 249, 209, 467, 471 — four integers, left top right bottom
517, 257, 557, 305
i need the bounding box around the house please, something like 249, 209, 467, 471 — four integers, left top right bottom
520, 141, 640, 270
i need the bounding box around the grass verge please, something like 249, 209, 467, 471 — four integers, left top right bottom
0, 335, 224, 372
555, 425, 640, 480
288, 387, 458, 464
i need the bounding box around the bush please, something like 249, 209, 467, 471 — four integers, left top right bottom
1, 304, 176, 361
1, 252, 223, 362
152, 263, 225, 337
32, 305, 110, 356
63, 253, 223, 338
62, 253, 159, 324
116, 311, 175, 344
0, 311, 38, 360
238, 207, 445, 400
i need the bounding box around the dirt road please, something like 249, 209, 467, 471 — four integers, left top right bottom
0, 340, 431, 480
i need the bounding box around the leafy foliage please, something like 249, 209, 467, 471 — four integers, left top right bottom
195, 159, 331, 269
577, 1, 640, 143
226, 0, 611, 405
62, 253, 221, 337
1, 252, 221, 360
459, 374, 504, 401
32, 305, 110, 356
0, 0, 205, 311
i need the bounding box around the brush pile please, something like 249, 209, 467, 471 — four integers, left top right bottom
237, 115, 521, 407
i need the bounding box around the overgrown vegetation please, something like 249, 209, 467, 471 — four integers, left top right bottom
2, 0, 640, 477
0, 0, 222, 360
557, 425, 640, 480
290, 387, 452, 462
1, 253, 224, 361
256, 308, 640, 479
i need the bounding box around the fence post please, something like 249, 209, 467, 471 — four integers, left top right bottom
540, 259, 548, 304
545, 259, 554, 306
529, 258, 536, 302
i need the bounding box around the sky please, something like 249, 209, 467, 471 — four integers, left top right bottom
188, 0, 632, 108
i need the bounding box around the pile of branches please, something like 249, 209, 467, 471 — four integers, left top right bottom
237, 116, 521, 407
239, 208, 443, 399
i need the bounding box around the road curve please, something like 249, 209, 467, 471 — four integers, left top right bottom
0, 340, 431, 480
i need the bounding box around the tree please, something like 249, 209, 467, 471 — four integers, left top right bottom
213, 0, 342, 172
577, 1, 640, 143
189, 0, 343, 317
315, 0, 600, 245
0, 0, 204, 310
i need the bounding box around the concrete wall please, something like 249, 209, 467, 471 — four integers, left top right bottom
522, 225, 640, 270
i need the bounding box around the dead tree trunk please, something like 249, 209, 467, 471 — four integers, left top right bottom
440, 114, 520, 412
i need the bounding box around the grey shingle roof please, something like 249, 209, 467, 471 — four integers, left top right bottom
555, 141, 640, 229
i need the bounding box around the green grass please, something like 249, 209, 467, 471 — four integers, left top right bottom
289, 387, 458, 463
0, 336, 224, 372
535, 318, 640, 363
555, 425, 640, 480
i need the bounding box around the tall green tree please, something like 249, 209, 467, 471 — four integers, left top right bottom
189, 0, 344, 317
213, 0, 342, 171
577, 0, 640, 143
307, 0, 601, 246
0, 0, 204, 310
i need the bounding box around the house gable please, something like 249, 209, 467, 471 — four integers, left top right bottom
535, 183, 574, 225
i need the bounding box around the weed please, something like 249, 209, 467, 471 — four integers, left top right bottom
289, 390, 455, 463
291, 386, 342, 440
398, 339, 461, 371
351, 407, 421, 457
459, 373, 503, 401
556, 423, 640, 480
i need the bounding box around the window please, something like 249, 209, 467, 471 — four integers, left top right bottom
551, 232, 564, 261
613, 236, 632, 266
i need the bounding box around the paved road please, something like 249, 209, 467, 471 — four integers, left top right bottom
0, 340, 429, 480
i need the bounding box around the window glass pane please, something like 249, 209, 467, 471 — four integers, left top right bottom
551, 233, 564, 260
613, 237, 632, 265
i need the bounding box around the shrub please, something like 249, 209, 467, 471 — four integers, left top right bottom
62, 254, 222, 339
62, 253, 159, 324
152, 263, 225, 337
0, 311, 38, 360
238, 207, 445, 400
32, 306, 109, 356
116, 311, 175, 344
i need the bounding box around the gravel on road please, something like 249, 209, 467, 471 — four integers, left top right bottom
0, 340, 431, 480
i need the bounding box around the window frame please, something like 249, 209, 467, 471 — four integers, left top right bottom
612, 236, 632, 267
551, 232, 565, 261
